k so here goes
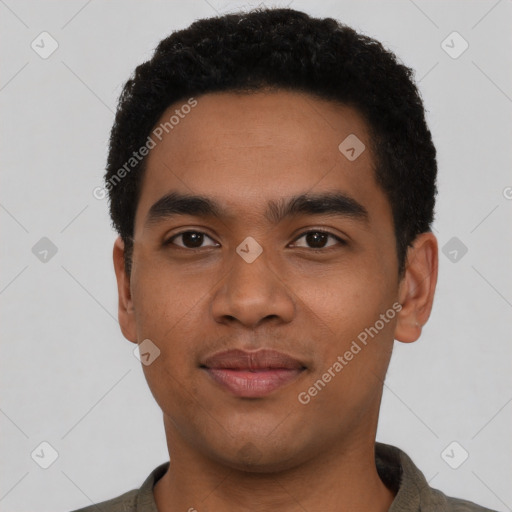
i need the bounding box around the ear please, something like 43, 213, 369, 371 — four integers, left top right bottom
113, 236, 138, 343
395, 232, 438, 343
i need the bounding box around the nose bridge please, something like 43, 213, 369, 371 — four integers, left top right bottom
211, 240, 295, 328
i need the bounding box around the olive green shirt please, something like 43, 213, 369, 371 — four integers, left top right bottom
70, 443, 497, 511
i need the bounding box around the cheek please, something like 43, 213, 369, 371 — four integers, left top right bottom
134, 282, 205, 421
131, 256, 210, 340
296, 277, 396, 422
130, 265, 206, 409
294, 263, 387, 329
292, 261, 397, 382
141, 354, 206, 442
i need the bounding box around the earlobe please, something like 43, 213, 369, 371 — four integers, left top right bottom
394, 232, 438, 343
113, 236, 138, 343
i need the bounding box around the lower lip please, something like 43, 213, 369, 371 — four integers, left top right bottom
204, 368, 304, 398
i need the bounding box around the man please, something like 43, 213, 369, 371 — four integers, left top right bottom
72, 7, 497, 512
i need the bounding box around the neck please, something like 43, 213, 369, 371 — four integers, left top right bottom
154, 424, 395, 512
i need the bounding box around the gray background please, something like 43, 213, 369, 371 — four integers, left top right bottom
1, 1, 511, 511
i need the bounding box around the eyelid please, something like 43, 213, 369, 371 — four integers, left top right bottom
164, 229, 219, 248
289, 229, 347, 248
164, 228, 347, 250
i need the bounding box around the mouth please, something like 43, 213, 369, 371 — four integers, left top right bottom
200, 349, 306, 398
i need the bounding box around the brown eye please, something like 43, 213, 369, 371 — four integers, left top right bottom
291, 231, 345, 249
166, 231, 219, 249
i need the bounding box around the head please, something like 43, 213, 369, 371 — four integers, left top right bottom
109, 8, 438, 471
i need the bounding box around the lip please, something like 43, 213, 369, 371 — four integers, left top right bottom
201, 349, 306, 398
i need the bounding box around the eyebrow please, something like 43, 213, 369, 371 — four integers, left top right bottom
144, 190, 369, 227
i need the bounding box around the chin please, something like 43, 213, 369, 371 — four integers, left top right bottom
208, 438, 309, 474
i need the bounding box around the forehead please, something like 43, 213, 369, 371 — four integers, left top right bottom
135, 90, 388, 231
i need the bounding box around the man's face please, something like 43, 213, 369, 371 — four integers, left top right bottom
123, 90, 402, 470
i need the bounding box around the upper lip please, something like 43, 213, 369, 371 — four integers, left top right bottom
201, 349, 305, 370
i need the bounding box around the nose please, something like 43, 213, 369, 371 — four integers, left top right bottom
211, 244, 295, 329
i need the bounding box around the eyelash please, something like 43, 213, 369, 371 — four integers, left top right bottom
164, 229, 347, 251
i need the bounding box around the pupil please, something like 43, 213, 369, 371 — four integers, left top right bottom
183, 232, 203, 248
307, 232, 327, 248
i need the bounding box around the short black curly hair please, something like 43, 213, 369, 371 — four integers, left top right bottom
105, 7, 437, 277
